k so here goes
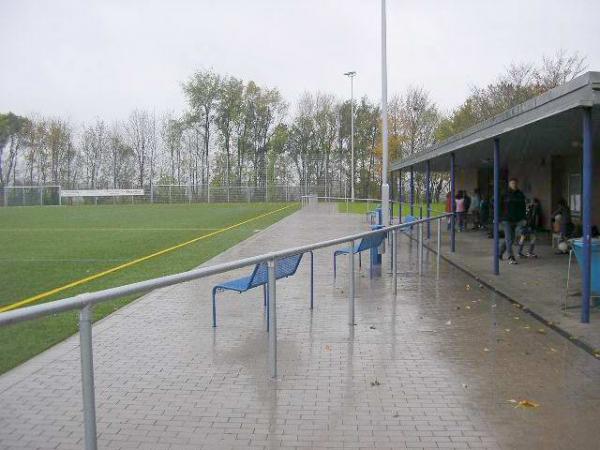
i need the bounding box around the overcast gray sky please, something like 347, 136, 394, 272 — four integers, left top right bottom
1, 0, 599, 123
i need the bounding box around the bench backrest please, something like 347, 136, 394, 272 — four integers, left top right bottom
247, 253, 304, 289
356, 232, 386, 252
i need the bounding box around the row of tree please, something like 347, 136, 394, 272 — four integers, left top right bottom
0, 51, 585, 200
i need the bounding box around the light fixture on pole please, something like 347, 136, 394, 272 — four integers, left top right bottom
344, 71, 356, 202
380, 0, 390, 225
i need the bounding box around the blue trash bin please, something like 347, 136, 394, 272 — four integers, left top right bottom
571, 239, 600, 295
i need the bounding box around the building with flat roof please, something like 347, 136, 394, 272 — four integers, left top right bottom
391, 71, 599, 323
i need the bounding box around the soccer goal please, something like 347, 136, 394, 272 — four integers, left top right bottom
0, 185, 61, 207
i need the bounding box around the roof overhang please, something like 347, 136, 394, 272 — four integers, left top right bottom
391, 71, 600, 172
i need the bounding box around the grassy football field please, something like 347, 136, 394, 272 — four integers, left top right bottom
0, 202, 297, 374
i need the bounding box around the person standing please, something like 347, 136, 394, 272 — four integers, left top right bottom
499, 178, 527, 264
455, 191, 466, 232
518, 198, 541, 258
445, 191, 453, 230
470, 188, 481, 230
463, 191, 471, 230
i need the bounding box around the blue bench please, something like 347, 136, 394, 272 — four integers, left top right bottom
212, 252, 313, 328
333, 232, 387, 279
401, 215, 417, 231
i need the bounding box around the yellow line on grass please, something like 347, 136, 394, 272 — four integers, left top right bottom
0, 204, 293, 313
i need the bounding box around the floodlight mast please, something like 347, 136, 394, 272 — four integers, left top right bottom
380, 0, 390, 225
343, 71, 356, 202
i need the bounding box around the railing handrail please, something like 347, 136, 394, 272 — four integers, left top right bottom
300, 195, 383, 202
0, 212, 451, 327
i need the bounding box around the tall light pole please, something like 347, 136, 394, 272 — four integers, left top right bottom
344, 71, 356, 202
380, 0, 390, 225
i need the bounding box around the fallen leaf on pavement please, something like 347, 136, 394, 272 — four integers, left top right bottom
484, 347, 490, 352
324, 345, 332, 352
537, 328, 547, 334
515, 400, 539, 409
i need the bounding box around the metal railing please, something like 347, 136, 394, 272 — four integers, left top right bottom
0, 208, 450, 450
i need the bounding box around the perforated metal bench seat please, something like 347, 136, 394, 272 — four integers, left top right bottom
212, 252, 313, 328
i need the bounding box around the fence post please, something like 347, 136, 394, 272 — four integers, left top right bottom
349, 240, 355, 325
169, 185, 172, 204
436, 217, 441, 278
79, 304, 98, 450
22, 187, 25, 206
418, 222, 423, 276
58, 186, 62, 206
393, 229, 398, 294
267, 259, 277, 378
207, 185, 211, 203
39, 186, 43, 206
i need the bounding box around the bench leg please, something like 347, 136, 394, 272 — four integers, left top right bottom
359, 252, 362, 269
263, 284, 267, 310
212, 287, 218, 327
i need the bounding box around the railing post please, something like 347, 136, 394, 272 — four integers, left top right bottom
436, 217, 441, 278
79, 305, 98, 450
349, 240, 355, 326
418, 222, 423, 276
426, 160, 431, 239
393, 229, 398, 294
267, 259, 277, 378
310, 251, 314, 309
389, 228, 393, 273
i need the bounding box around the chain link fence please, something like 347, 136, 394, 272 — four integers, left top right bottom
0, 183, 351, 207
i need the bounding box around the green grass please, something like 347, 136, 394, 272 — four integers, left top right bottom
337, 201, 445, 216
0, 202, 298, 374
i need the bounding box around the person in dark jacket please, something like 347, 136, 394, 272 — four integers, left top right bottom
518, 198, 541, 258
499, 178, 527, 264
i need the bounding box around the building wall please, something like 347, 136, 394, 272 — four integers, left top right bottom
455, 168, 479, 194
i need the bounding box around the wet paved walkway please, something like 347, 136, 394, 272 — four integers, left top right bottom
1, 205, 599, 449
431, 226, 600, 352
